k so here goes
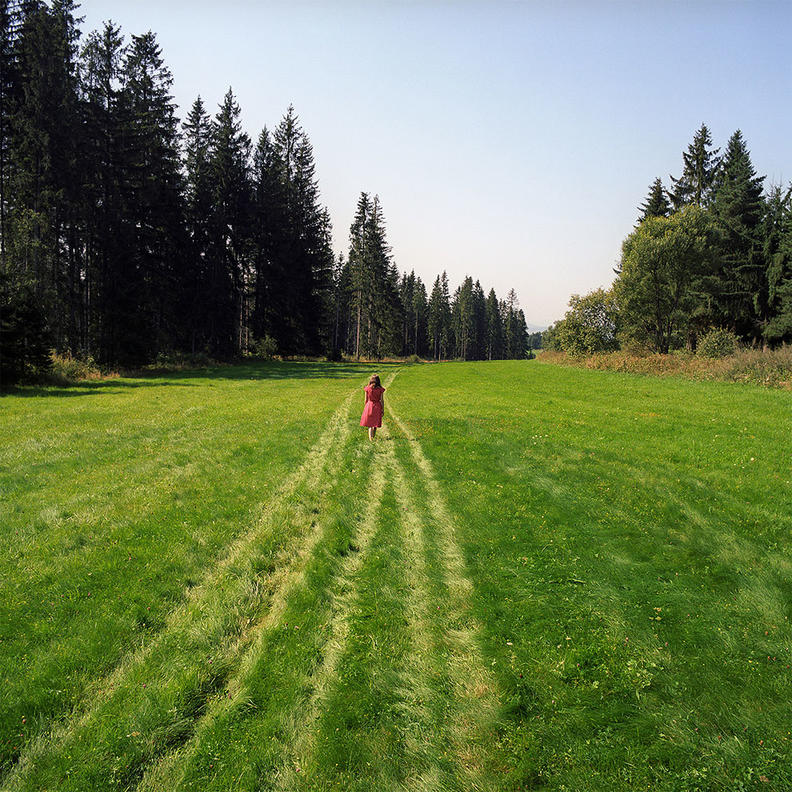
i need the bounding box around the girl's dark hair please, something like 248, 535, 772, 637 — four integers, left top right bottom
369, 374, 381, 388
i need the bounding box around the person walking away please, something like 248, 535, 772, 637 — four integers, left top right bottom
360, 374, 385, 441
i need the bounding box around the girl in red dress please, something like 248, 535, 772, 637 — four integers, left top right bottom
360, 374, 385, 441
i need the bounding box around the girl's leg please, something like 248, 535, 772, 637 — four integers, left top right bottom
368, 427, 374, 441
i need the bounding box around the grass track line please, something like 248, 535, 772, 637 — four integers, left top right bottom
270, 460, 388, 791
142, 371, 401, 790
136, 423, 377, 791
376, 435, 445, 791
3, 392, 356, 792
387, 409, 503, 790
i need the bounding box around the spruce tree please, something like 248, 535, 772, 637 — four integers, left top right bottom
485, 287, 504, 359
7, 0, 82, 349
0, 0, 21, 272
407, 273, 428, 356
79, 21, 127, 362
452, 276, 476, 359
182, 96, 213, 352
207, 88, 252, 357
472, 279, 487, 359
270, 106, 329, 354
121, 30, 185, 360
764, 184, 792, 343
638, 177, 670, 222
427, 271, 451, 359
712, 129, 766, 341
669, 123, 721, 209
348, 191, 372, 358
399, 270, 415, 354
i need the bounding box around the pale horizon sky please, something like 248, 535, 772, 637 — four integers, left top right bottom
79, 0, 792, 328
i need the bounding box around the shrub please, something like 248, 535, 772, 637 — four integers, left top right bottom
252, 335, 278, 360
49, 351, 102, 381
555, 288, 619, 356
152, 350, 214, 370
698, 328, 739, 359
405, 354, 422, 365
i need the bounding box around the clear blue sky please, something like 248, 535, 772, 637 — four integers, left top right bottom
79, 0, 792, 327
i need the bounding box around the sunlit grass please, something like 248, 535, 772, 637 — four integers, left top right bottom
389, 361, 792, 790
2, 359, 790, 791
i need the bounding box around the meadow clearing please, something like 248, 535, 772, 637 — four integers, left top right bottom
1, 360, 790, 791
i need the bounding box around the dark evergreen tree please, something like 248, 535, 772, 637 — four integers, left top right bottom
120, 30, 186, 360
348, 191, 372, 358
711, 130, 766, 341
399, 270, 415, 354
6, 0, 82, 350
346, 192, 400, 357
0, 0, 22, 272
268, 105, 329, 354
79, 20, 127, 362
764, 184, 792, 343
503, 288, 525, 358
206, 88, 252, 357
411, 274, 428, 356
472, 279, 487, 359
181, 96, 213, 352
451, 276, 477, 359
638, 177, 670, 222
428, 271, 451, 359
669, 123, 721, 209
485, 287, 504, 359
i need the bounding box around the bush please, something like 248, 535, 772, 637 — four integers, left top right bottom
698, 328, 739, 359
252, 335, 278, 360
152, 350, 214, 370
405, 354, 422, 365
555, 288, 619, 357
49, 351, 103, 381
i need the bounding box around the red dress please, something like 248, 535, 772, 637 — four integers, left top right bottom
360, 385, 385, 428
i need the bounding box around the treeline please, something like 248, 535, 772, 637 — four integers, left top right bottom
0, 2, 531, 385
545, 124, 792, 355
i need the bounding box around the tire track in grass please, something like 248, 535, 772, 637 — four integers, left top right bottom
387, 407, 504, 790
3, 393, 356, 792
265, 460, 388, 792
384, 438, 461, 791
139, 456, 388, 792
266, 369, 402, 791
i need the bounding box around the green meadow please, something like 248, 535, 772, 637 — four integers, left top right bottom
1, 360, 790, 791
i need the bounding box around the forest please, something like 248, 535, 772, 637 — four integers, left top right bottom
0, 1, 533, 385
545, 124, 792, 356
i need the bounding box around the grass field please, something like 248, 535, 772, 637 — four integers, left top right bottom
1, 360, 790, 791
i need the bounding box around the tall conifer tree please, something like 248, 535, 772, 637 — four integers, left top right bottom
670, 123, 721, 209
207, 88, 252, 356
182, 96, 213, 352
121, 30, 185, 359
712, 129, 766, 340
638, 177, 670, 222
80, 21, 127, 361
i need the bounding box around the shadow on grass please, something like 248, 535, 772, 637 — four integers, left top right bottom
3, 360, 403, 398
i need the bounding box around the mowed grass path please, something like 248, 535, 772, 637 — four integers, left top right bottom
1, 360, 790, 790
